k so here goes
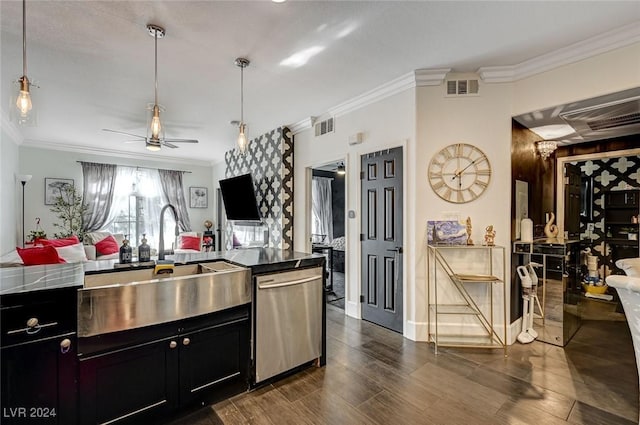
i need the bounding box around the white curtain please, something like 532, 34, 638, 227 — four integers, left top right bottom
311, 176, 333, 243
103, 167, 171, 251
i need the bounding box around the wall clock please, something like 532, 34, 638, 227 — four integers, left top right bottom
428, 143, 491, 203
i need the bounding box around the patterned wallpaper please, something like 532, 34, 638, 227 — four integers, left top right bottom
224, 126, 294, 250
572, 154, 640, 275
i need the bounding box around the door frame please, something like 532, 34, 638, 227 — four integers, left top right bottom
555, 148, 640, 236
355, 141, 408, 329
303, 139, 409, 336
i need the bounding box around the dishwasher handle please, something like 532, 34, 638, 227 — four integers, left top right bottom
258, 275, 321, 289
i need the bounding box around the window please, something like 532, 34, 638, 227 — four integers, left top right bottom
102, 167, 178, 253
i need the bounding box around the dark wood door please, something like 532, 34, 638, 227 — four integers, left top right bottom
78, 337, 179, 425
178, 318, 250, 406
564, 163, 581, 238
360, 147, 403, 333
1, 335, 77, 425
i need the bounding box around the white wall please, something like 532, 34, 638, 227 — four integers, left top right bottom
292, 42, 640, 342
294, 89, 415, 319
18, 146, 215, 244
1, 128, 20, 255
414, 75, 514, 341
513, 43, 640, 115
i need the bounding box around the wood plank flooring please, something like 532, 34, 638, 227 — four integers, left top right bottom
168, 304, 639, 425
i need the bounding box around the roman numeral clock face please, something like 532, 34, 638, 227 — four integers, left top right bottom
428, 143, 491, 203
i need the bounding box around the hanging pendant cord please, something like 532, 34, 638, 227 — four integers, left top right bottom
154, 29, 158, 106
240, 64, 244, 125
22, 0, 27, 77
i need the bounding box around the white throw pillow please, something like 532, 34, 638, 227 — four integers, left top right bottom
616, 258, 640, 277
55, 242, 88, 263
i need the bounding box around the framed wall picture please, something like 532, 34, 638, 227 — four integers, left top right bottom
45, 178, 74, 205
189, 187, 208, 208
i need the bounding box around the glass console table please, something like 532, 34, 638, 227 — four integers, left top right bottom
427, 245, 507, 356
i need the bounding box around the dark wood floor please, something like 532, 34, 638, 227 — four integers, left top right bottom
170, 304, 639, 425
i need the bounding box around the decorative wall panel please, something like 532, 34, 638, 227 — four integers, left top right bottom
224, 127, 294, 250
571, 154, 640, 274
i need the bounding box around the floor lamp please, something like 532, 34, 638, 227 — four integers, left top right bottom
17, 174, 32, 248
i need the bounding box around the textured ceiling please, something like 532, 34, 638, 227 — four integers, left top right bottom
1, 1, 639, 163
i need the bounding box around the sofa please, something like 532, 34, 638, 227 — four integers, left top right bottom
0, 231, 203, 267
606, 258, 640, 425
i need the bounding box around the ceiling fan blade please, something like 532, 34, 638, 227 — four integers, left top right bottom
123, 140, 144, 144
163, 138, 199, 144
162, 142, 179, 149
102, 128, 145, 139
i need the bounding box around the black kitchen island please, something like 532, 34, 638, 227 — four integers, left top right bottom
1, 248, 325, 425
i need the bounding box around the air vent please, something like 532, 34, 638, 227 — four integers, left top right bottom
314, 117, 334, 137
587, 112, 640, 131
446, 79, 479, 96
560, 96, 640, 140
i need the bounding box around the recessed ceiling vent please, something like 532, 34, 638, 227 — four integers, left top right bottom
560, 96, 640, 140
446, 79, 479, 96
314, 117, 334, 137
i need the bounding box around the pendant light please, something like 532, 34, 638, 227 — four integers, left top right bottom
146, 24, 165, 151
235, 57, 250, 154
15, 0, 34, 125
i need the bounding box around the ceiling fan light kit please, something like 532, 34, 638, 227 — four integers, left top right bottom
235, 57, 250, 155
101, 24, 198, 151
146, 24, 165, 150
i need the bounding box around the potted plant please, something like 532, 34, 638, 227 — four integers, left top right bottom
50, 183, 87, 240
26, 217, 46, 243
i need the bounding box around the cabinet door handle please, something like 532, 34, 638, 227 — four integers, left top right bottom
60, 338, 71, 354
169, 340, 177, 349
182, 337, 191, 346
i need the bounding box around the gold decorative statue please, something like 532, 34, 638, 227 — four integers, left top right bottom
484, 225, 496, 246
466, 216, 474, 246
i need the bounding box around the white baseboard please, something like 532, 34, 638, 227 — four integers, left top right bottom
405, 320, 429, 342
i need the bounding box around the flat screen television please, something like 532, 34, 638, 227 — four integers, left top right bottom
219, 173, 262, 221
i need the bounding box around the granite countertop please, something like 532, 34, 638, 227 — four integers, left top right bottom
1, 248, 324, 296
0, 262, 85, 296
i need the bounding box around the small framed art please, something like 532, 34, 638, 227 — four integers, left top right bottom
189, 187, 208, 208
45, 178, 74, 205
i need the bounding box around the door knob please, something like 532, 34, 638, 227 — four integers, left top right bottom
169, 340, 177, 349
183, 338, 191, 346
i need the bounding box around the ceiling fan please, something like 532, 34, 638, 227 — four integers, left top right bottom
102, 24, 198, 151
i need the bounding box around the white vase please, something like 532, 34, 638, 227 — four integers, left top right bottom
521, 218, 533, 242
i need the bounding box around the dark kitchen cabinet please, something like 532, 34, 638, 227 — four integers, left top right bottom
1, 335, 77, 425
78, 307, 250, 425
78, 337, 179, 425
179, 319, 249, 406
604, 189, 640, 274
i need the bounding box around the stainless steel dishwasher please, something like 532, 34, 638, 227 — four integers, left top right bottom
255, 266, 323, 383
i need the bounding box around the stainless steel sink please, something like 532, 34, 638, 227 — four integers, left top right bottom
78, 261, 250, 337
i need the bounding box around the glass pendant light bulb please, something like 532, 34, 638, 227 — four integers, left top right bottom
237, 124, 248, 154
16, 78, 32, 117
150, 105, 162, 140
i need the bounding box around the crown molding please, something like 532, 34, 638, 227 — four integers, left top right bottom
479, 22, 640, 83
0, 110, 24, 145
21, 139, 214, 167
328, 71, 418, 118
288, 116, 316, 135
414, 68, 452, 86
288, 67, 453, 134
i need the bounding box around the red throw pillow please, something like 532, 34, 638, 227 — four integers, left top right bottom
16, 246, 66, 266
94, 235, 119, 256
41, 235, 80, 247
179, 235, 201, 251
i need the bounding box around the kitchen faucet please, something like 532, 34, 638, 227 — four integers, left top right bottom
158, 203, 179, 261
